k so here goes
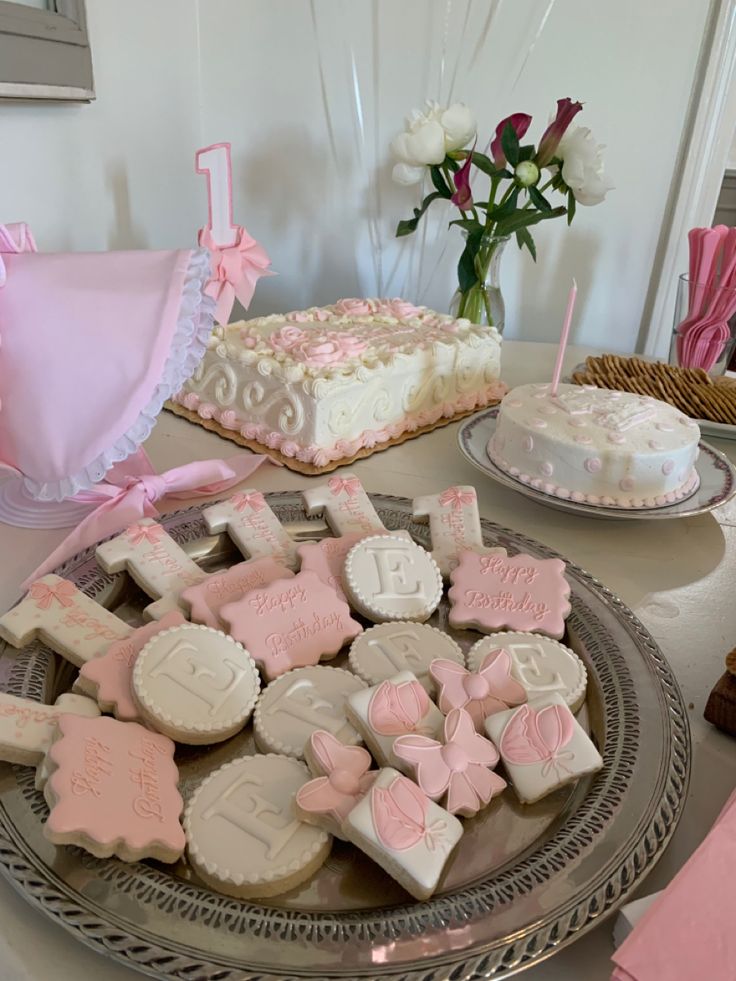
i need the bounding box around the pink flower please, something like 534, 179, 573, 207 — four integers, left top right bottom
370, 774, 446, 851
335, 297, 375, 317
367, 679, 433, 736
335, 332, 368, 358
491, 113, 532, 167
292, 335, 346, 367
382, 298, 423, 319
500, 702, 575, 777
535, 98, 583, 167
393, 708, 506, 816
268, 325, 308, 353
451, 140, 475, 209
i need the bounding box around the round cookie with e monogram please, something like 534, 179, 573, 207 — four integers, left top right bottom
0, 476, 599, 906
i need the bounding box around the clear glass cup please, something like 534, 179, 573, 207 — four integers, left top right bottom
669, 272, 736, 375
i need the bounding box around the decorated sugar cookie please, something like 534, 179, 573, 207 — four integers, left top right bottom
467, 632, 587, 712
296, 730, 377, 839
341, 767, 463, 901
0, 692, 100, 766
430, 650, 527, 732
394, 708, 506, 817
484, 693, 603, 804
297, 531, 412, 604
132, 624, 260, 744
180, 557, 293, 629
448, 549, 571, 639
75, 611, 186, 721
253, 665, 366, 759
204, 490, 299, 569
348, 622, 464, 695
412, 485, 503, 576
302, 473, 386, 537
44, 715, 185, 862
345, 671, 444, 772
344, 535, 442, 623
184, 754, 331, 898
95, 519, 206, 620
0, 575, 133, 666
221, 571, 362, 681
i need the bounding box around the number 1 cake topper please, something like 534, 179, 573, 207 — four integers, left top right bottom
196, 141, 274, 325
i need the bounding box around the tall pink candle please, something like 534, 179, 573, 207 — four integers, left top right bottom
550, 279, 578, 396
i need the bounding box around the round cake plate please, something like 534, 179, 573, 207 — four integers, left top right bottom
0, 493, 690, 981
458, 406, 736, 520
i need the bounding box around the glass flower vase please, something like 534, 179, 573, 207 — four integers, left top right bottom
450, 233, 509, 332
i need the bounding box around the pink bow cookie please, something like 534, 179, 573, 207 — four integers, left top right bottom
296, 731, 376, 833
430, 649, 527, 731
394, 708, 506, 817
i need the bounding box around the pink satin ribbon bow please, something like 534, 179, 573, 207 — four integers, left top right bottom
0, 222, 37, 287
198, 226, 274, 326
22, 447, 268, 589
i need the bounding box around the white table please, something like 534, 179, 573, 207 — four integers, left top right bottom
1, 341, 735, 980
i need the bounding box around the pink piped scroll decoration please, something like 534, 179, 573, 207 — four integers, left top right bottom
499, 702, 575, 777
370, 773, 446, 852
196, 142, 273, 324
367, 679, 435, 736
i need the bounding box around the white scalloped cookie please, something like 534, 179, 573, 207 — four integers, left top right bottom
132, 624, 260, 744
184, 754, 331, 898
467, 632, 587, 712
254, 665, 366, 759
348, 621, 463, 695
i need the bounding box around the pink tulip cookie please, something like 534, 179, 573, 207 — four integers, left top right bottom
132, 624, 260, 744
448, 550, 571, 638
302, 474, 386, 536
394, 707, 506, 817
95, 519, 206, 620
204, 491, 299, 569
254, 665, 367, 758
344, 535, 442, 623
76, 611, 186, 721
44, 714, 185, 862
430, 649, 527, 732
221, 571, 363, 681
412, 485, 504, 576
345, 671, 444, 772
341, 767, 463, 901
0, 692, 100, 766
467, 632, 587, 712
296, 730, 377, 838
348, 621, 464, 695
184, 754, 331, 898
0, 575, 133, 666
484, 693, 602, 804
180, 556, 293, 629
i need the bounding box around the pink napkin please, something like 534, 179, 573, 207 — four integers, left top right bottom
611, 787, 736, 980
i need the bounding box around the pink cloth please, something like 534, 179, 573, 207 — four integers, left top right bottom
199, 226, 273, 325
611, 787, 736, 980
21, 446, 268, 588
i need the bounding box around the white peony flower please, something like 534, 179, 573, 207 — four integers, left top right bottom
557, 126, 614, 206
391, 101, 476, 184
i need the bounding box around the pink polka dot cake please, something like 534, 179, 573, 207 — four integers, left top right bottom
487, 382, 701, 508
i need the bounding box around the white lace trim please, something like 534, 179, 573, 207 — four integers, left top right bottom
27, 248, 215, 501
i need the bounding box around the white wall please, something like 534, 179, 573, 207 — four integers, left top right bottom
0, 0, 710, 353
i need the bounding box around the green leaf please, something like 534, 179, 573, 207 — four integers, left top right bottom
490, 189, 519, 221
518, 144, 536, 162
516, 227, 537, 261
501, 122, 520, 167
494, 205, 566, 238
449, 218, 483, 232
567, 189, 577, 226
395, 191, 443, 237
468, 151, 501, 178
444, 155, 460, 173
457, 229, 483, 293
429, 165, 453, 200
528, 185, 552, 212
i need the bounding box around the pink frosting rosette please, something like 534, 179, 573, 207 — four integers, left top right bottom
268, 325, 308, 353
291, 331, 368, 367
286, 307, 331, 323
382, 298, 424, 319
334, 297, 376, 317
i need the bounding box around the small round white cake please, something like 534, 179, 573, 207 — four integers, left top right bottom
487, 382, 701, 508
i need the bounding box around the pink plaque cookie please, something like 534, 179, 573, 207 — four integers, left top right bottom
448, 549, 571, 639
44, 714, 185, 863
204, 491, 299, 569
296, 533, 366, 603
180, 557, 294, 629
221, 571, 363, 681
393, 707, 506, 817
296, 730, 377, 839
75, 612, 186, 721
429, 649, 527, 732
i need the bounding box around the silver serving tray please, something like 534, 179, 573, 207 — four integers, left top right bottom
459, 407, 736, 520
0, 493, 690, 980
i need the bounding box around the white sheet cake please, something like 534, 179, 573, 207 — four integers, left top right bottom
173, 298, 504, 467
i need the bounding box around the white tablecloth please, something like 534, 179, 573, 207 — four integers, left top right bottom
1, 341, 735, 980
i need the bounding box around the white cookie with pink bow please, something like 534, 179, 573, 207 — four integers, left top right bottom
412, 485, 503, 576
